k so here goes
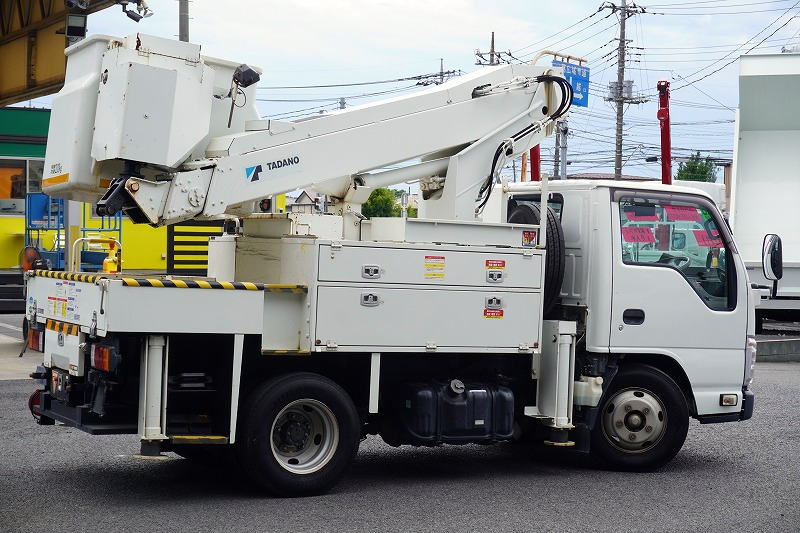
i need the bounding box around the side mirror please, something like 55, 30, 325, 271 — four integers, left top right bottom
762, 234, 783, 281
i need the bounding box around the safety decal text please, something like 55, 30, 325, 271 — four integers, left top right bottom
424, 255, 445, 279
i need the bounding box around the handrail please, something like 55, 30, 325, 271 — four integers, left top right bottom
531, 50, 587, 65
71, 237, 122, 273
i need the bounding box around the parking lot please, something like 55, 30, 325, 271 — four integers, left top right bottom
1, 312, 798, 532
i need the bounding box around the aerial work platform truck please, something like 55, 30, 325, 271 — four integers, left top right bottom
25, 34, 760, 496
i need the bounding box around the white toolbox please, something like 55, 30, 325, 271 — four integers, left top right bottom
311, 241, 545, 353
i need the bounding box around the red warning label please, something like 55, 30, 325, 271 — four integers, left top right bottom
485, 259, 506, 269
522, 230, 537, 247
483, 309, 504, 319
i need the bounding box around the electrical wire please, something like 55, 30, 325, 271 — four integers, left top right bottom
674, 7, 800, 89
511, 6, 604, 54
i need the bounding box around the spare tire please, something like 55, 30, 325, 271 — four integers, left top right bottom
508, 202, 565, 318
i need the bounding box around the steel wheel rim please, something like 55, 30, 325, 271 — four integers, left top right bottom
601, 387, 667, 453
270, 399, 339, 474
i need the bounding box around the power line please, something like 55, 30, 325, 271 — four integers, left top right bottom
674, 6, 800, 89
647, 0, 796, 7
511, 6, 604, 54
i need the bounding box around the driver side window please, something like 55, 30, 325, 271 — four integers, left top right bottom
618, 197, 732, 311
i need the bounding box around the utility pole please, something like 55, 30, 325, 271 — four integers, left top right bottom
613, 0, 627, 179
439, 58, 444, 85
603, 1, 646, 179
559, 120, 569, 180
553, 127, 561, 178
475, 32, 512, 65
179, 0, 189, 42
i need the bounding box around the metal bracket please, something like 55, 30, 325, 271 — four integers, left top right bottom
90, 311, 98, 337
325, 340, 338, 351
361, 293, 381, 307
362, 264, 381, 279
487, 269, 503, 283
485, 296, 503, 310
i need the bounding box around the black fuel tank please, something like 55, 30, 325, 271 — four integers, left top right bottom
397, 380, 514, 444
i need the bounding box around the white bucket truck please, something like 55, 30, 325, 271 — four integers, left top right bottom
25, 34, 761, 496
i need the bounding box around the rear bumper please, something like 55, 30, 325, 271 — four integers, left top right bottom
697, 389, 754, 424
741, 389, 755, 420
35, 390, 136, 435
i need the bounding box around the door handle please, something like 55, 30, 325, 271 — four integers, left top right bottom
622, 309, 645, 325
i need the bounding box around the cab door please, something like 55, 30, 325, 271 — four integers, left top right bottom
609, 190, 748, 416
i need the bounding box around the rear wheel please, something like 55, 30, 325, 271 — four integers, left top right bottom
591, 365, 689, 471
237, 372, 360, 496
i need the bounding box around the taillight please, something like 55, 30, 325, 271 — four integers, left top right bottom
28, 389, 42, 421
90, 343, 119, 372
27, 329, 44, 352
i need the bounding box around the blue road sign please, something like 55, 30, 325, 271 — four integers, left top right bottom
552, 60, 590, 108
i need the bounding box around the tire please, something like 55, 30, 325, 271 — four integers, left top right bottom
507, 203, 565, 317
237, 372, 360, 496
590, 364, 689, 471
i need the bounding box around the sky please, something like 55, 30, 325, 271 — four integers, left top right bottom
22, 0, 800, 180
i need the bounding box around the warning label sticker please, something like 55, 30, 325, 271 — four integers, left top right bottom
484, 308, 504, 319
48, 296, 67, 318
522, 230, 537, 247
485, 259, 506, 269
424, 255, 445, 279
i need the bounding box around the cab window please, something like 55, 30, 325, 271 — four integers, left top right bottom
618, 197, 733, 311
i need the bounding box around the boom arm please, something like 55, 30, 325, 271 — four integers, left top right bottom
43, 34, 571, 226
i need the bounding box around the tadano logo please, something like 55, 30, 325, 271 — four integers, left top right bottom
245, 165, 263, 182
245, 156, 301, 182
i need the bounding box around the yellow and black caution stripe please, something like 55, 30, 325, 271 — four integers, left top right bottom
30, 270, 306, 293
32, 270, 105, 284
261, 349, 311, 355
121, 278, 308, 293
170, 435, 229, 445
46, 319, 80, 336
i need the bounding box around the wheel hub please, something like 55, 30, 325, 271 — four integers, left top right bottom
625, 412, 645, 431
270, 399, 340, 474
277, 414, 312, 452
602, 388, 666, 453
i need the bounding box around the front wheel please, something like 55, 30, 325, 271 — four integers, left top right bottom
591, 365, 689, 471
237, 372, 360, 496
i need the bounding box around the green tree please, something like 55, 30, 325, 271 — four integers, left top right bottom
361, 188, 418, 218
362, 188, 401, 218
676, 151, 717, 182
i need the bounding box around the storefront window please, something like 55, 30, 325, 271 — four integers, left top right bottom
0, 159, 26, 215
28, 160, 43, 194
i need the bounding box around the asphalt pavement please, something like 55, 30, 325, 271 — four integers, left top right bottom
1, 360, 799, 532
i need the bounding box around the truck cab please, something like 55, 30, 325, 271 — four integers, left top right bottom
507, 179, 755, 448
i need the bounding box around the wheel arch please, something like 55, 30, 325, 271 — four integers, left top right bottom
240, 343, 371, 419
617, 353, 698, 417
